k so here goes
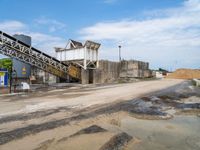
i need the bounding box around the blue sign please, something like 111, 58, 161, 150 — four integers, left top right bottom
0, 68, 8, 87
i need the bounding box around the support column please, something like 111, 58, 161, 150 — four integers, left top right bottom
81, 69, 89, 84
96, 49, 99, 68
84, 47, 87, 70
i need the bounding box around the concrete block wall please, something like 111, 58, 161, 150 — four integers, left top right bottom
81, 59, 152, 84
93, 60, 120, 84
81, 69, 89, 84
92, 69, 102, 84
120, 60, 152, 78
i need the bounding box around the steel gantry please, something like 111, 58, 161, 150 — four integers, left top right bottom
0, 31, 80, 79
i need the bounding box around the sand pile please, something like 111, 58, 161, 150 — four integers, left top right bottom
167, 69, 200, 79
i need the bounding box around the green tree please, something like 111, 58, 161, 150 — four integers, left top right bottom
0, 58, 12, 72
0, 58, 12, 80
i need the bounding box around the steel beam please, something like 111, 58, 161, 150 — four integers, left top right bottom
0, 31, 80, 79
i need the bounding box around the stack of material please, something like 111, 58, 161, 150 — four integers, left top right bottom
166, 69, 200, 79
120, 60, 152, 78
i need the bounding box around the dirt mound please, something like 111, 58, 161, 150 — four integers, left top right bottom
71, 125, 107, 137
167, 69, 200, 79
58, 125, 107, 143
99, 132, 132, 150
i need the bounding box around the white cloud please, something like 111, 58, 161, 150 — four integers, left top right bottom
0, 20, 28, 33
34, 17, 67, 33
80, 0, 200, 69
29, 32, 66, 56
0, 20, 66, 57
1, 1, 200, 69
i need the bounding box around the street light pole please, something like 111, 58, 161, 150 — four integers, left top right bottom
118, 45, 121, 62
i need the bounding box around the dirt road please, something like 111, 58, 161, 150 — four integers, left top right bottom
0, 79, 199, 150
0, 79, 184, 116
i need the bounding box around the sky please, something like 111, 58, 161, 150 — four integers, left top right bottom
0, 0, 199, 70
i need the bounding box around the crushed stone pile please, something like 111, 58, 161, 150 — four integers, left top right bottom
167, 69, 200, 79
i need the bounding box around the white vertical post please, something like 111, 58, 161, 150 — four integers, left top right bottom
96, 49, 99, 68
60, 51, 62, 61
84, 47, 87, 70
65, 50, 66, 61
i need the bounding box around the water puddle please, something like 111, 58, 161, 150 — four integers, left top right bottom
120, 115, 200, 150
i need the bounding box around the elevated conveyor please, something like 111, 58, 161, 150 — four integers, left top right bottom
0, 31, 80, 80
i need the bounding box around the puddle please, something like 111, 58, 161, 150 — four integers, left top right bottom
120, 115, 200, 150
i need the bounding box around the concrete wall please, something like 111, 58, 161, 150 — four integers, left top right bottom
39, 59, 152, 85
92, 60, 120, 84
120, 60, 152, 78
30, 59, 152, 84
81, 69, 89, 84
90, 60, 152, 84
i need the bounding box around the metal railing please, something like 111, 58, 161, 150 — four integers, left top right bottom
0, 31, 80, 79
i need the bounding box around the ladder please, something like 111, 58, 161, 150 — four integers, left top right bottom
0, 31, 80, 80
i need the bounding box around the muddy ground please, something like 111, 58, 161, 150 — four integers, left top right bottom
0, 79, 199, 150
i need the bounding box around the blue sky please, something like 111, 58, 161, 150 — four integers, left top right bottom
0, 0, 199, 70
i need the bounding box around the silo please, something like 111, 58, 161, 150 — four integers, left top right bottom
13, 34, 31, 46
12, 34, 32, 78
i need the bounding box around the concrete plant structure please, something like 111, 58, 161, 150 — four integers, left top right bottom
12, 34, 32, 80
55, 39, 152, 84
0, 31, 153, 85
55, 39, 100, 70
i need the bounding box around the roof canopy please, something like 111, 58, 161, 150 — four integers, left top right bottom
84, 40, 101, 50
55, 39, 101, 52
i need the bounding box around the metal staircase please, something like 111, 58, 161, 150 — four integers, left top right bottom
0, 31, 81, 80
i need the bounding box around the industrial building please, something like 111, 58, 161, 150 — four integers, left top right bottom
55, 39, 100, 70
0, 31, 153, 87
12, 34, 32, 83
55, 40, 153, 84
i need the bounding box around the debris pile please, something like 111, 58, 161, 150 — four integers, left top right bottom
167, 69, 200, 79
99, 132, 132, 150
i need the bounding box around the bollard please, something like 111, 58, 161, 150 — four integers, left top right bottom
193, 79, 200, 87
